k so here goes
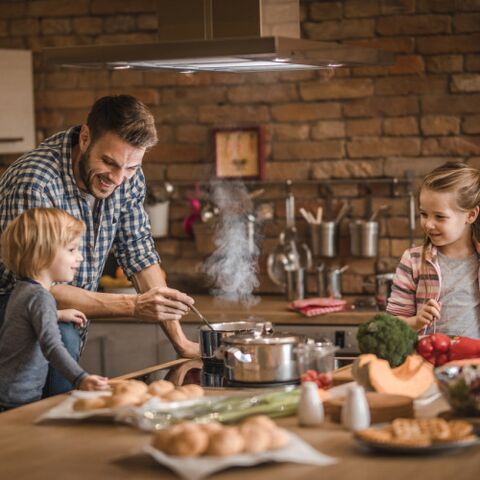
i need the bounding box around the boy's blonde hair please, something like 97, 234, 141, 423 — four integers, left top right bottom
1, 208, 85, 279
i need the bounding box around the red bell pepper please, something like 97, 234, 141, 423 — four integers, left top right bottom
448, 336, 480, 361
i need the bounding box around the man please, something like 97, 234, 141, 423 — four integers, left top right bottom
0, 95, 199, 395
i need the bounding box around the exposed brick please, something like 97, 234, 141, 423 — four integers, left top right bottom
344, 96, 419, 117
312, 159, 383, 179
175, 125, 208, 144
96, 88, 159, 106
375, 75, 447, 95
463, 115, 480, 134
264, 161, 310, 181
278, 71, 317, 83
347, 138, 420, 157
151, 105, 198, 124
1, 2, 27, 18
225, 84, 297, 104
36, 90, 94, 109
72, 17, 103, 35
345, 0, 379, 17
346, 37, 415, 54
28, 0, 89, 17
35, 110, 65, 129
62, 108, 90, 125
386, 217, 412, 238
137, 14, 158, 31
372, 197, 409, 216
353, 55, 425, 77
426, 55, 464, 73
417, 34, 480, 54
454, 13, 480, 33
40, 18, 71, 35
10, 18, 40, 36
0, 37, 27, 48
154, 126, 175, 143
45, 71, 79, 89
198, 105, 270, 124
383, 117, 418, 136
0, 21, 7, 37
346, 118, 382, 137
145, 144, 205, 163
311, 121, 345, 139
459, 0, 480, 11
377, 14, 451, 35
272, 124, 310, 141
271, 102, 341, 121
417, 0, 458, 13
303, 19, 375, 40
76, 71, 110, 89
162, 87, 227, 105
451, 74, 480, 93
154, 239, 180, 257
142, 163, 166, 182
422, 137, 480, 156
422, 95, 480, 114
95, 33, 157, 44
300, 79, 374, 100
272, 141, 344, 160
391, 239, 413, 257
421, 115, 460, 136
110, 70, 144, 87
309, 1, 343, 20
380, 0, 415, 14
104, 15, 136, 34
466, 55, 480, 72
91, 0, 155, 14
349, 258, 376, 275
167, 163, 213, 181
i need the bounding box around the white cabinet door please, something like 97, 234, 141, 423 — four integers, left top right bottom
0, 49, 35, 153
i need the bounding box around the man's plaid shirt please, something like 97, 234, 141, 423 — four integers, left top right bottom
0, 126, 160, 295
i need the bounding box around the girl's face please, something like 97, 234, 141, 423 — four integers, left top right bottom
419, 188, 478, 253
47, 236, 83, 283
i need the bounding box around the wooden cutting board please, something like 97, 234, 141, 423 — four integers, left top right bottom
325, 392, 414, 424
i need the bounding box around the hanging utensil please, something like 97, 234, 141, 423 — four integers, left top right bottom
334, 202, 350, 224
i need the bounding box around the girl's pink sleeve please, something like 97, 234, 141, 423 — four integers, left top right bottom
386, 249, 418, 318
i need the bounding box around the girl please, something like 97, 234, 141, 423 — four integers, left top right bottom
0, 208, 108, 410
387, 162, 480, 337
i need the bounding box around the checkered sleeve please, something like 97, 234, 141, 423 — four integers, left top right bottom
112, 170, 160, 278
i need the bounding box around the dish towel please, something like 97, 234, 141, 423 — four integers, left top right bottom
289, 297, 351, 317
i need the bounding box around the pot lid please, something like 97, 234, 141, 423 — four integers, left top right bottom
199, 321, 264, 332
223, 332, 304, 345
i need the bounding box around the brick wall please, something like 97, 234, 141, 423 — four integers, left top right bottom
1, 0, 480, 298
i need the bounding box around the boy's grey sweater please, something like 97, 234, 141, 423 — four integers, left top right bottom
0, 280, 87, 407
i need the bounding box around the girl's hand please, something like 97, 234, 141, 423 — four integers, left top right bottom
414, 299, 441, 331
79, 375, 109, 391
57, 309, 87, 328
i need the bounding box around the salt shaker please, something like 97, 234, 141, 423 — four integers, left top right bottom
341, 384, 370, 431
298, 381, 324, 427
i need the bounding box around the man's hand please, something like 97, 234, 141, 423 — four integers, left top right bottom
57, 309, 87, 327
133, 287, 195, 322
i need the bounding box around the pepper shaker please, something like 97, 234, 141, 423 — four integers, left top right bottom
298, 381, 324, 427
341, 384, 370, 431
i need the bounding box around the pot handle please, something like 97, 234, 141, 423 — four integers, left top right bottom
225, 346, 252, 363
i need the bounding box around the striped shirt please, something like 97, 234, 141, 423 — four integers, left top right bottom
0, 126, 160, 295
387, 239, 480, 333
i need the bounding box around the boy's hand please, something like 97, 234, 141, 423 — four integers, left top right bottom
79, 375, 109, 391
414, 299, 441, 330
58, 309, 87, 327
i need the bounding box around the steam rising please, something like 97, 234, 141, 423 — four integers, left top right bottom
202, 181, 260, 307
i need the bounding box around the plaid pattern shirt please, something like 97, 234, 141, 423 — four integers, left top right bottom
0, 126, 160, 295
387, 240, 480, 320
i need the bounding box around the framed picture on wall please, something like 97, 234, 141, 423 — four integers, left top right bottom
213, 127, 265, 180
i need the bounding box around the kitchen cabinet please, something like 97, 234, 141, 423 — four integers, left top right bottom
0, 49, 35, 154
79, 321, 199, 377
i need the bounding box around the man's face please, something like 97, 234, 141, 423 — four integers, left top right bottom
78, 130, 145, 199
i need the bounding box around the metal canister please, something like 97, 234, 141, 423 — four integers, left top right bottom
349, 220, 379, 258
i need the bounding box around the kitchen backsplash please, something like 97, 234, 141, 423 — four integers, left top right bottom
1, 0, 479, 297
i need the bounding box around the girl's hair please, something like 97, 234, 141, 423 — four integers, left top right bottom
0, 208, 85, 279
420, 161, 480, 242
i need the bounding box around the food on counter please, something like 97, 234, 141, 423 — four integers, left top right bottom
72, 379, 206, 411
151, 416, 289, 457
417, 334, 480, 366
357, 313, 418, 367
355, 418, 475, 448
300, 369, 332, 389
352, 354, 434, 399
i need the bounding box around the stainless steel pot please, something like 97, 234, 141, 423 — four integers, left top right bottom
199, 321, 269, 362
222, 332, 306, 383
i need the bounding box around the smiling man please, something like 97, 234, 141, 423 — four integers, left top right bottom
0, 95, 199, 396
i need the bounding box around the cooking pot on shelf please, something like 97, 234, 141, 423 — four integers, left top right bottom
199, 321, 272, 363
221, 332, 306, 383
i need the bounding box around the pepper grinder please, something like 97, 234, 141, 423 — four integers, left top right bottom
341, 384, 370, 431
298, 381, 324, 427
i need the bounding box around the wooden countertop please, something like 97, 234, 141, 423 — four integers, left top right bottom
0, 360, 478, 480
94, 295, 376, 326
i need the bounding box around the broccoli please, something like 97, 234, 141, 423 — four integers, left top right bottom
356, 313, 418, 368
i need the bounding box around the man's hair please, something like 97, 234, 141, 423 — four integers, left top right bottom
86, 95, 158, 149
1, 208, 85, 279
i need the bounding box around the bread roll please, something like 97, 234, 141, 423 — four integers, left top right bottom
268, 427, 289, 450
206, 427, 245, 457
199, 421, 223, 436
148, 380, 175, 397
242, 415, 277, 431
106, 393, 140, 408
239, 423, 272, 453
164, 423, 209, 457
177, 384, 205, 399
112, 380, 148, 397
73, 396, 109, 411
162, 389, 188, 402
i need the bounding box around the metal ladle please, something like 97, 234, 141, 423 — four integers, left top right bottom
190, 304, 214, 330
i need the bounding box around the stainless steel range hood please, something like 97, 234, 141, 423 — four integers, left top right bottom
43, 0, 393, 72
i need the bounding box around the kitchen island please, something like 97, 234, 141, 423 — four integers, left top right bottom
0, 359, 478, 480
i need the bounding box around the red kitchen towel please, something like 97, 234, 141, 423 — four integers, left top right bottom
289, 297, 351, 317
